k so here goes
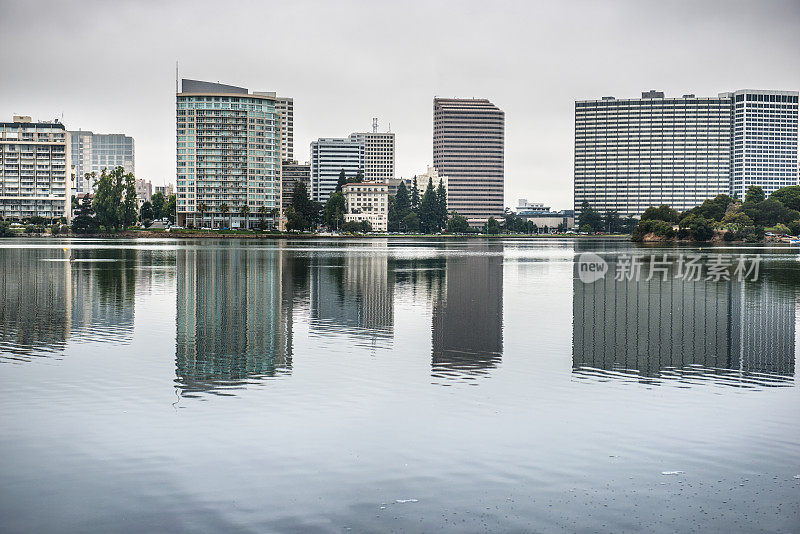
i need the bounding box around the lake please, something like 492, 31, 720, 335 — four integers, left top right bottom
0, 238, 798, 533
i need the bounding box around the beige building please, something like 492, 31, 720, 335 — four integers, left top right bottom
343, 181, 388, 232
0, 116, 72, 220
349, 130, 395, 183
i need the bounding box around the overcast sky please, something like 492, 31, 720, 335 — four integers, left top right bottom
1, 0, 798, 209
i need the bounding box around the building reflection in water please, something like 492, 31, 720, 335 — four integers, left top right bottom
175, 246, 298, 395
430, 242, 504, 382
572, 254, 796, 387
0, 247, 141, 362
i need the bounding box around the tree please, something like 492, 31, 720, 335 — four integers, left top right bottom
604, 210, 622, 233
285, 206, 307, 231
198, 202, 208, 228
324, 191, 346, 230
220, 203, 229, 229
258, 205, 268, 229
770, 185, 800, 212
410, 176, 420, 211
140, 201, 154, 222
395, 181, 410, 214
290, 181, 318, 230
486, 216, 501, 234
678, 214, 714, 241
121, 172, 138, 228
744, 185, 765, 204
165, 194, 176, 223
446, 212, 469, 233
239, 204, 250, 230
93, 168, 125, 230
151, 191, 166, 220
402, 211, 420, 232
640, 204, 679, 223
71, 194, 99, 234
577, 201, 603, 231
335, 169, 347, 193
418, 178, 439, 233
435, 179, 448, 229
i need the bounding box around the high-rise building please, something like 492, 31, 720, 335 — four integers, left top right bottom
433, 98, 505, 226
349, 131, 395, 183
281, 160, 310, 210
0, 116, 71, 220
310, 137, 364, 202
69, 130, 134, 194
176, 79, 281, 228
275, 97, 294, 161
574, 89, 799, 219
730, 90, 799, 199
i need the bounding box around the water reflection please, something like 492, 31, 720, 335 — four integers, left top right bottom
572, 254, 796, 387
175, 246, 296, 395
0, 246, 149, 361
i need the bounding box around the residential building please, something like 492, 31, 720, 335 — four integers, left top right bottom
281, 160, 310, 210
0, 116, 71, 220
515, 199, 574, 230
69, 130, 134, 194
176, 79, 280, 228
275, 97, 294, 161
155, 184, 174, 196
730, 90, 799, 199
135, 179, 152, 208
574, 89, 799, 219
310, 137, 364, 203
342, 181, 388, 232
433, 98, 504, 225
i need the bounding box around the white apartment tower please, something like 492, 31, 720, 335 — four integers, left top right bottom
0, 116, 71, 220
730, 90, 799, 199
176, 79, 281, 228
69, 130, 134, 194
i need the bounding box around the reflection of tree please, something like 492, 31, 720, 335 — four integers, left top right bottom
572, 255, 796, 387
431, 243, 504, 382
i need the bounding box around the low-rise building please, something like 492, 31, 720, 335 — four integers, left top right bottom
516, 199, 574, 231
343, 181, 388, 232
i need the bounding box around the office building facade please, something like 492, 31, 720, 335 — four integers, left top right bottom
310, 137, 364, 202
281, 160, 310, 210
730, 90, 798, 199
342, 181, 388, 232
349, 131, 395, 182
69, 130, 134, 194
0, 116, 71, 220
433, 98, 504, 225
176, 79, 280, 228
574, 89, 799, 218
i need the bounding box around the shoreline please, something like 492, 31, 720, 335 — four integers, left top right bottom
5, 231, 632, 240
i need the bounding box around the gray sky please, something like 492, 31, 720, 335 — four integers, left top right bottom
1, 0, 798, 210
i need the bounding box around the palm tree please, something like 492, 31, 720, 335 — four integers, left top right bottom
220, 203, 229, 229
239, 204, 250, 230
270, 207, 280, 230
198, 202, 208, 229
258, 205, 267, 230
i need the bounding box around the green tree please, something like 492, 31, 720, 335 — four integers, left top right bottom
285, 206, 307, 231
769, 185, 800, 212
410, 176, 420, 211
435, 179, 448, 229
290, 181, 318, 230
577, 201, 603, 231
165, 194, 176, 223
394, 181, 410, 214
604, 210, 622, 233
744, 185, 765, 204
220, 203, 229, 228
71, 194, 99, 234
324, 191, 346, 230
151, 191, 166, 220
402, 211, 420, 232
335, 169, 347, 193
198, 202, 208, 228
140, 201, 154, 222
640, 204, 679, 223
93, 168, 125, 230
121, 172, 138, 228
418, 178, 439, 233
486, 216, 501, 234
678, 214, 714, 241
446, 212, 469, 233
239, 204, 250, 230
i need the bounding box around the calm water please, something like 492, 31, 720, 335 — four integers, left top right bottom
0, 238, 799, 533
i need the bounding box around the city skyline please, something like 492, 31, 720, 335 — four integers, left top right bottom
2, 0, 798, 210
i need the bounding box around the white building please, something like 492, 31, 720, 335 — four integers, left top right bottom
730, 90, 799, 199
176, 79, 281, 228
410, 165, 448, 199
349, 130, 395, 183
255, 93, 293, 162
343, 181, 388, 232
0, 116, 71, 220
69, 130, 134, 194
135, 179, 152, 208
515, 199, 575, 231
310, 137, 364, 203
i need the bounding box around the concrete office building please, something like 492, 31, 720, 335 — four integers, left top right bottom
343, 181, 388, 232
0, 116, 71, 220
516, 199, 574, 230
281, 160, 310, 210
433, 98, 504, 226
176, 79, 280, 228
310, 137, 364, 202
730, 90, 799, 199
349, 130, 395, 183
69, 130, 134, 194
574, 89, 799, 218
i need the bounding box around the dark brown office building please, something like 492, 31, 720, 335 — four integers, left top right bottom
433, 98, 504, 225
281, 160, 311, 210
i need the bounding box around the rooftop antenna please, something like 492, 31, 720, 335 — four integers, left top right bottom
372, 117, 378, 133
